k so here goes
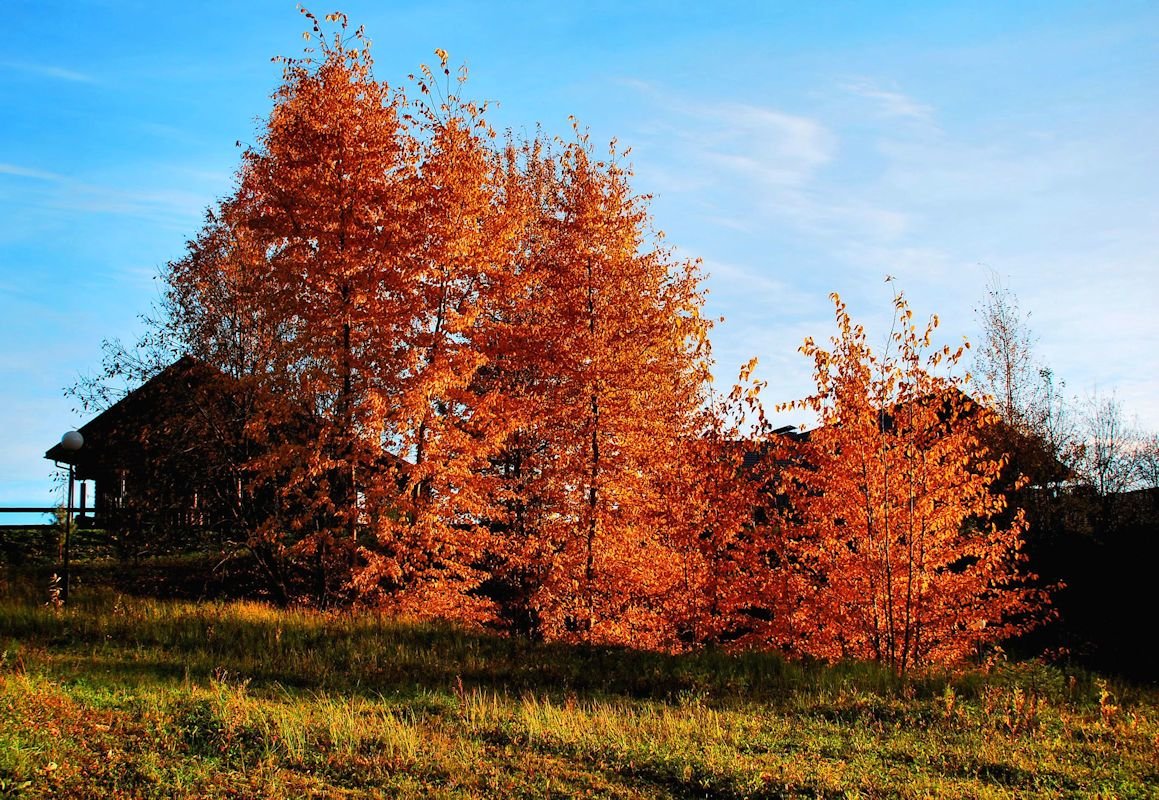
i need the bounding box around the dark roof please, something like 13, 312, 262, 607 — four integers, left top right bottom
45, 355, 414, 481
44, 355, 228, 473
715, 427, 809, 473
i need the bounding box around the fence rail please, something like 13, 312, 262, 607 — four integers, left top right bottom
0, 507, 74, 531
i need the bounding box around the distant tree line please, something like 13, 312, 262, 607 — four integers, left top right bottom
972, 277, 1159, 679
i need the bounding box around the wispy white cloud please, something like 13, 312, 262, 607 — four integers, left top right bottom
843, 79, 936, 124
0, 172, 213, 238
57, 184, 210, 222
618, 68, 1159, 433
836, 242, 957, 283
701, 257, 818, 307
1, 61, 97, 84
693, 102, 836, 187
611, 76, 658, 94
701, 214, 750, 232
617, 82, 836, 189
621, 83, 914, 245
755, 193, 912, 243
0, 163, 66, 181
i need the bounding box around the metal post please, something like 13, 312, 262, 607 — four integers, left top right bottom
57, 429, 83, 605
63, 461, 74, 604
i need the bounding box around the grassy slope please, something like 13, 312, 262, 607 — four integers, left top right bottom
0, 578, 1156, 799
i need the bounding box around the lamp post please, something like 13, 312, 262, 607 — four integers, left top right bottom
59, 430, 83, 604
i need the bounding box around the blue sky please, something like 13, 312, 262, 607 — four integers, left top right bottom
2, 0, 1157, 517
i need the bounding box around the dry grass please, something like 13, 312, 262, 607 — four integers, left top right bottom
0, 584, 1156, 798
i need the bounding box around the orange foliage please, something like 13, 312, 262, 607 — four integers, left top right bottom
163, 13, 719, 644
497, 136, 713, 649
155, 12, 1053, 658
768, 290, 1048, 672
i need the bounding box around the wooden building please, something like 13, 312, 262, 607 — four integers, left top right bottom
44, 356, 247, 538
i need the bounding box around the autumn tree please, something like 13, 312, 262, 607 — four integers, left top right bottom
453, 134, 725, 648
75, 6, 754, 641
143, 11, 428, 602
351, 56, 538, 623
244, 12, 418, 560
465, 134, 715, 649
188, 13, 427, 602
673, 359, 789, 646
771, 289, 1047, 673
145, 12, 724, 633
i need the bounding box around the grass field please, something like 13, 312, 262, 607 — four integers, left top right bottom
0, 570, 1156, 798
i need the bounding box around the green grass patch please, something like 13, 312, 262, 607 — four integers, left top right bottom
0, 582, 1155, 798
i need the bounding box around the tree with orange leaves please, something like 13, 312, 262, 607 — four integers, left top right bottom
163, 13, 469, 604
157, 12, 721, 634
770, 288, 1047, 672
434, 134, 713, 649
668, 359, 786, 647
352, 54, 538, 623
228, 11, 423, 599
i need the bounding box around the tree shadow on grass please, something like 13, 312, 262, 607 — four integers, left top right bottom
0, 589, 913, 706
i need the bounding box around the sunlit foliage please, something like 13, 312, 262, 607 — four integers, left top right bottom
768, 290, 1049, 672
